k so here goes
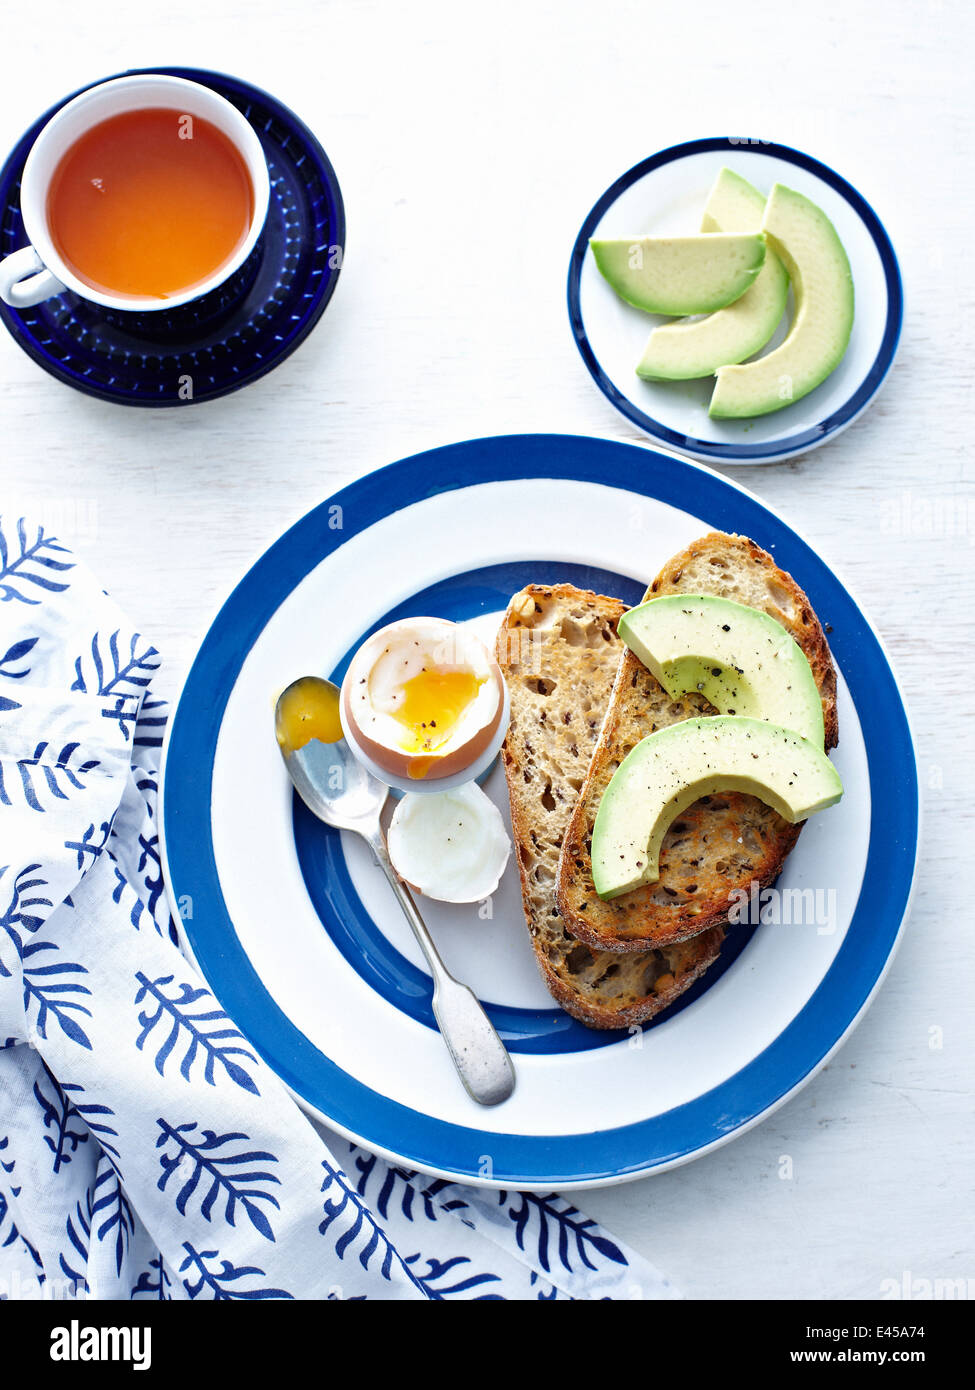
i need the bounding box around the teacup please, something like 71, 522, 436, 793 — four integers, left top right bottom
0, 73, 270, 312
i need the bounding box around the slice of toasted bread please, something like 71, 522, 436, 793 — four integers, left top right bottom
556, 532, 838, 953
496, 583, 724, 1030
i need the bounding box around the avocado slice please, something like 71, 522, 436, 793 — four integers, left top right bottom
709, 183, 854, 418
590, 233, 767, 316
636, 170, 789, 380
590, 716, 843, 900
618, 594, 824, 745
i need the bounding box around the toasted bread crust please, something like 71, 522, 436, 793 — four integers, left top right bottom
556, 532, 839, 953
496, 583, 724, 1029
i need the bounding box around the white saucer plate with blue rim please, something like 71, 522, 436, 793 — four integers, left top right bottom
567, 139, 903, 465
159, 435, 919, 1191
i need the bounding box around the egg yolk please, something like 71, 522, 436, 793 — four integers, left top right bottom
276, 678, 343, 751
390, 668, 485, 754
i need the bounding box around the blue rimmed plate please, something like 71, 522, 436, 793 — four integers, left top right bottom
0, 67, 344, 406
568, 140, 902, 465
159, 435, 919, 1190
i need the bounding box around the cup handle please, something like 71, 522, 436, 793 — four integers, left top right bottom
0, 245, 65, 308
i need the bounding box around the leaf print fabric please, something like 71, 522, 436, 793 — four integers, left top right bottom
0, 517, 679, 1302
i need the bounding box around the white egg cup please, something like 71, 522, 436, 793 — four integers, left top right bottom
339, 675, 511, 797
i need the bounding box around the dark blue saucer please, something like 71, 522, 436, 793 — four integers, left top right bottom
0, 67, 345, 406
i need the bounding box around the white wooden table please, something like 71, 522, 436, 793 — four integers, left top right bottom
2, 0, 971, 1300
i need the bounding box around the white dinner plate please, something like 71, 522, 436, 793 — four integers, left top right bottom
160, 434, 919, 1190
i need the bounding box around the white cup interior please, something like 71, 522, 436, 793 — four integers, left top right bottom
18, 74, 271, 311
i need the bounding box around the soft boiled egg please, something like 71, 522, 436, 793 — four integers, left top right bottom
341, 617, 506, 782
387, 781, 511, 903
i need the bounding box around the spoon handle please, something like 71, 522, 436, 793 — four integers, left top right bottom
367, 832, 516, 1107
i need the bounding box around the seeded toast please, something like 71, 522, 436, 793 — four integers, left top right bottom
496, 583, 724, 1030
556, 532, 838, 953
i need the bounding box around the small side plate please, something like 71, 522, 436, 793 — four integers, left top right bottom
567, 139, 902, 465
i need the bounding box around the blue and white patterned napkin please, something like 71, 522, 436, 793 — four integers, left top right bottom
0, 515, 679, 1302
